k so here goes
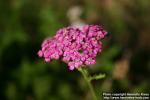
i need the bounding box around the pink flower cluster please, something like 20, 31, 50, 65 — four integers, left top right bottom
38, 25, 107, 70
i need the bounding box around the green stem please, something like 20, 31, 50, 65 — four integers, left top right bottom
78, 67, 97, 100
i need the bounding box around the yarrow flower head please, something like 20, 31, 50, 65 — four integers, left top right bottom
38, 25, 107, 70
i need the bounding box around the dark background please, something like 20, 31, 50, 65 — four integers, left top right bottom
0, 0, 150, 100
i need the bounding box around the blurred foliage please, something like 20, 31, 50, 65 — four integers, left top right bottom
0, 0, 150, 100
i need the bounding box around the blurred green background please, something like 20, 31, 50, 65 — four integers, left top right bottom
0, 0, 150, 100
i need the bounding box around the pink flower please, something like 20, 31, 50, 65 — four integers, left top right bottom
38, 25, 107, 70
38, 50, 43, 57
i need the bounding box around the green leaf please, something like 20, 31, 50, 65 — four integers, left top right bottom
89, 73, 106, 81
